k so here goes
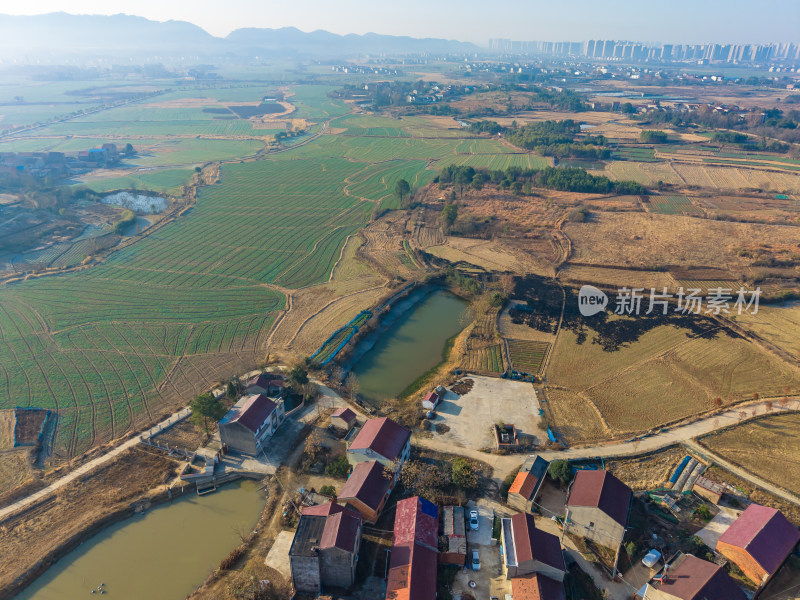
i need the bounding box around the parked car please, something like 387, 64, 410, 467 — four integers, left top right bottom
469, 510, 479, 531
642, 549, 662, 568
471, 549, 480, 571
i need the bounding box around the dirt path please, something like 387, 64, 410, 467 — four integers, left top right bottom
683, 439, 800, 507
0, 407, 191, 523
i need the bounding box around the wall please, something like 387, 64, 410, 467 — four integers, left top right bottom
716, 541, 768, 586
340, 498, 380, 525
219, 422, 257, 455
321, 545, 358, 589
290, 554, 321, 594
565, 506, 624, 549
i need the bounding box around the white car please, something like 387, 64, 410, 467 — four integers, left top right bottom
471, 549, 480, 571
642, 549, 662, 568
469, 509, 479, 531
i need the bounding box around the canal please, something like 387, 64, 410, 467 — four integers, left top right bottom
351, 288, 469, 404
18, 480, 265, 600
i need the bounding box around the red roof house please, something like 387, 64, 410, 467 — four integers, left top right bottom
386, 496, 439, 600
566, 470, 632, 548
218, 393, 285, 455
338, 460, 393, 523
502, 512, 566, 582
642, 554, 746, 600
511, 572, 566, 600
347, 417, 411, 469
331, 407, 357, 432
508, 456, 549, 512
717, 503, 800, 586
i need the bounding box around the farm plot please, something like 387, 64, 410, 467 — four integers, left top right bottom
345, 159, 436, 208
647, 195, 702, 215
310, 310, 372, 366
78, 168, 195, 195
462, 343, 504, 373
506, 339, 551, 375
700, 413, 800, 496
732, 300, 800, 358
0, 156, 373, 458
547, 317, 799, 438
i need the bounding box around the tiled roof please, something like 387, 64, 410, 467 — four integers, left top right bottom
718, 503, 800, 576
219, 394, 276, 433
510, 512, 565, 573
567, 470, 632, 527
511, 573, 566, 600
349, 417, 410, 462
302, 501, 358, 517
332, 407, 357, 424
510, 470, 540, 500
386, 497, 439, 600
338, 460, 392, 511
320, 510, 362, 553
655, 554, 746, 600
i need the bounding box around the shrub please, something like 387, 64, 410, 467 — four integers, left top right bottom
694, 504, 713, 522
320, 484, 336, 497
548, 460, 573, 486
325, 455, 351, 479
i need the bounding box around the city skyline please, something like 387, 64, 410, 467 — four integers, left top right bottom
1, 0, 798, 46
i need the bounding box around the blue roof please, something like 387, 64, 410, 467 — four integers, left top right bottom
418, 497, 438, 519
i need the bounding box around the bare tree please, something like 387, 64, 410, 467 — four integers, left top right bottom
344, 372, 360, 401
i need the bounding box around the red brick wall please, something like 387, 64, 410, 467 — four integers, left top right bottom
717, 540, 768, 585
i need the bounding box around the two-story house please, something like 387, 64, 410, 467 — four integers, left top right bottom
218, 393, 285, 455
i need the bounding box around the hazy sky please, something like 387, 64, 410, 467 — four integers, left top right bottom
4, 0, 799, 45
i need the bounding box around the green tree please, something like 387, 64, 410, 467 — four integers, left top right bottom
289, 364, 309, 388
548, 460, 573, 486
325, 455, 351, 478
124, 143, 135, 156
190, 393, 227, 437
394, 178, 411, 203
625, 541, 637, 557
451, 457, 478, 490
441, 203, 458, 230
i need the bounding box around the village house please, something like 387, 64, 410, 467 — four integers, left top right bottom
691, 475, 725, 504
347, 417, 411, 471
217, 393, 285, 455
386, 496, 439, 600
244, 372, 284, 396
439, 505, 467, 565
337, 459, 393, 524
637, 553, 746, 600
501, 512, 566, 584
289, 502, 363, 594
716, 503, 800, 587
508, 455, 549, 513
564, 470, 632, 549
330, 407, 357, 433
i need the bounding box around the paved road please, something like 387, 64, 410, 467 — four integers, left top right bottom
0, 407, 192, 523
416, 398, 800, 505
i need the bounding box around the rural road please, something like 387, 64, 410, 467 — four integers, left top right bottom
0, 407, 191, 523
416, 397, 800, 505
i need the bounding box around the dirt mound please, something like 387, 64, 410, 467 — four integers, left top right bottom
451, 378, 474, 395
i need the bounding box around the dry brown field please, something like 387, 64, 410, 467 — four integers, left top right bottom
606, 447, 687, 491
701, 413, 800, 496
564, 211, 799, 271
546, 319, 799, 438
732, 301, 800, 359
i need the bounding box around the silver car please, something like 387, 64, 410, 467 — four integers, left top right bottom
471, 549, 480, 571
469, 509, 479, 531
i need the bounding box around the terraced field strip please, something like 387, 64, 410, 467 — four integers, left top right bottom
310, 310, 372, 365
672, 280, 739, 295
506, 339, 551, 375
464, 343, 505, 373
648, 195, 703, 215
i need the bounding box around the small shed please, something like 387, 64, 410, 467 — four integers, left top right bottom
439, 506, 467, 565
331, 407, 357, 432
495, 423, 519, 449
422, 391, 440, 411
693, 475, 724, 504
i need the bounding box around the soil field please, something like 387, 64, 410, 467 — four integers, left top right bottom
700, 413, 800, 496
12, 408, 48, 446
547, 317, 799, 437
564, 211, 800, 271
605, 446, 687, 491
0, 410, 13, 450
506, 339, 551, 375
732, 300, 800, 359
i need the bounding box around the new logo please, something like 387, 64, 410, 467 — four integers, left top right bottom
578, 285, 608, 317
